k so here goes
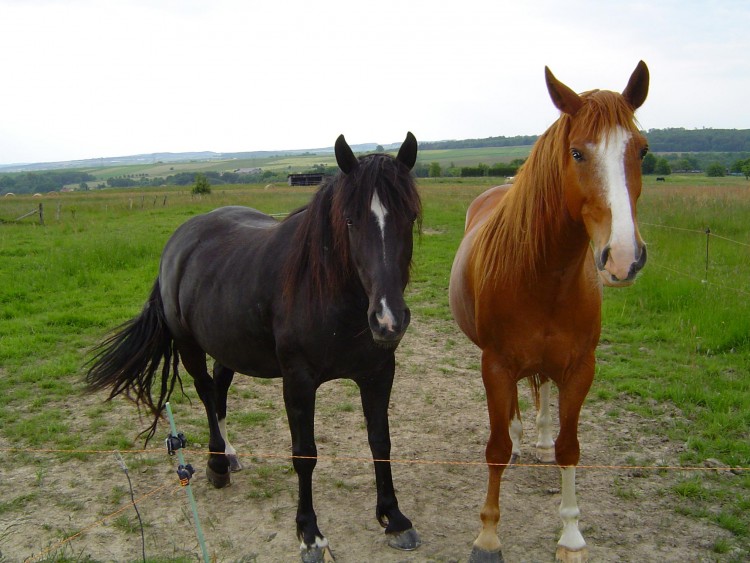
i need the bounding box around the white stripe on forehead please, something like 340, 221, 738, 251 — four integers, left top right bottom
371, 191, 388, 238
589, 126, 635, 248
371, 191, 388, 262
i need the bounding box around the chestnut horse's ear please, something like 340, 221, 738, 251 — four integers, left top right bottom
335, 134, 359, 174
396, 131, 418, 170
622, 60, 649, 110
545, 66, 583, 116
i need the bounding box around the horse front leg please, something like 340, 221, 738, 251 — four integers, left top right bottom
471, 352, 516, 563
554, 357, 595, 563
357, 364, 420, 551
213, 362, 243, 472
282, 374, 332, 563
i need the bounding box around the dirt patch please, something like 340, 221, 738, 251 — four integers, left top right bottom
0, 318, 741, 562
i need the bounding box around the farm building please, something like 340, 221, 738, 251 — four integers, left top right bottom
287, 173, 324, 186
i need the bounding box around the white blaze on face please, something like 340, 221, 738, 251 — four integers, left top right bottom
590, 126, 637, 280
376, 297, 395, 331
370, 192, 396, 331
370, 191, 388, 248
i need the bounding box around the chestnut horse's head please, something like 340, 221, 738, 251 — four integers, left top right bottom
546, 61, 650, 286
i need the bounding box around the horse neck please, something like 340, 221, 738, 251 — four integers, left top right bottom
281, 182, 354, 311
473, 126, 593, 292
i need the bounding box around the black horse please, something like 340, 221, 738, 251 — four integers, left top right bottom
86, 133, 422, 562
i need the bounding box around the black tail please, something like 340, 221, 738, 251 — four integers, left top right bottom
86, 279, 182, 442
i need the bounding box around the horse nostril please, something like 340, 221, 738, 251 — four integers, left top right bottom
635, 244, 648, 269
599, 246, 611, 271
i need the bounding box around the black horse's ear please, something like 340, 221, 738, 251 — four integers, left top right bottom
545, 66, 583, 116
335, 134, 359, 174
622, 60, 649, 110
396, 131, 418, 170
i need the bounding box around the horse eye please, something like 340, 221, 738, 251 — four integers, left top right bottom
571, 148, 584, 162
640, 146, 649, 159
345, 217, 353, 226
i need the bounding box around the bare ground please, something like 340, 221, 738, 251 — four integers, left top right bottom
0, 317, 742, 562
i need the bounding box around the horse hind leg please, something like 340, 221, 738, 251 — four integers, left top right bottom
213, 362, 243, 472
510, 377, 554, 465
177, 343, 231, 488
535, 378, 556, 463
509, 385, 522, 465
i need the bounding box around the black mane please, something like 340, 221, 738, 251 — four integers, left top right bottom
281, 154, 421, 309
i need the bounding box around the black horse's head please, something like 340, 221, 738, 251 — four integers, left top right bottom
332, 132, 420, 346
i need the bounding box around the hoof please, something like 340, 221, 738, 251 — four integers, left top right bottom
206, 465, 231, 488
387, 527, 421, 551
469, 546, 504, 563
228, 454, 243, 472
536, 446, 556, 464
300, 544, 335, 563
556, 546, 589, 562
509, 452, 520, 467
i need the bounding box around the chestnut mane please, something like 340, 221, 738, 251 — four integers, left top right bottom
471, 89, 642, 292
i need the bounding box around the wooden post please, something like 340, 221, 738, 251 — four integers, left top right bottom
38, 203, 44, 225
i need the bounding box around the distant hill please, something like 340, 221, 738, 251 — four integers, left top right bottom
0, 143, 396, 174
1, 129, 748, 174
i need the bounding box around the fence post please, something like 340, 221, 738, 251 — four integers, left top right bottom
165, 402, 210, 563
38, 203, 44, 226
704, 227, 711, 283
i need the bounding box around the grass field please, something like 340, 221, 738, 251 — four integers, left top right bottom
1, 175, 749, 558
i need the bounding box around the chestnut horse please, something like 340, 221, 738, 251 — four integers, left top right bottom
87, 133, 422, 562
449, 62, 649, 562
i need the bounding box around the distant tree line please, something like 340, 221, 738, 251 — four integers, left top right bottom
0, 170, 96, 194
417, 128, 750, 153
420, 135, 539, 151
645, 128, 750, 152
416, 160, 524, 179
105, 169, 288, 189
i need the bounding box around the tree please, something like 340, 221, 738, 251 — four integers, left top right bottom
705, 162, 725, 177
192, 173, 211, 195
742, 164, 750, 180
641, 152, 656, 174
654, 158, 672, 176
428, 162, 442, 178
375, 145, 384, 153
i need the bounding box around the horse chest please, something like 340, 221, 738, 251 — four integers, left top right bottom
478, 286, 599, 375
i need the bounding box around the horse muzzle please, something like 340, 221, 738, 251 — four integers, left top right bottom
597, 243, 647, 286
368, 301, 410, 346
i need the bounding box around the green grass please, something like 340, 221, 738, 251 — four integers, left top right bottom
1, 175, 750, 556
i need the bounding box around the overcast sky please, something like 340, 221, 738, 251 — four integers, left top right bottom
1, 0, 748, 165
